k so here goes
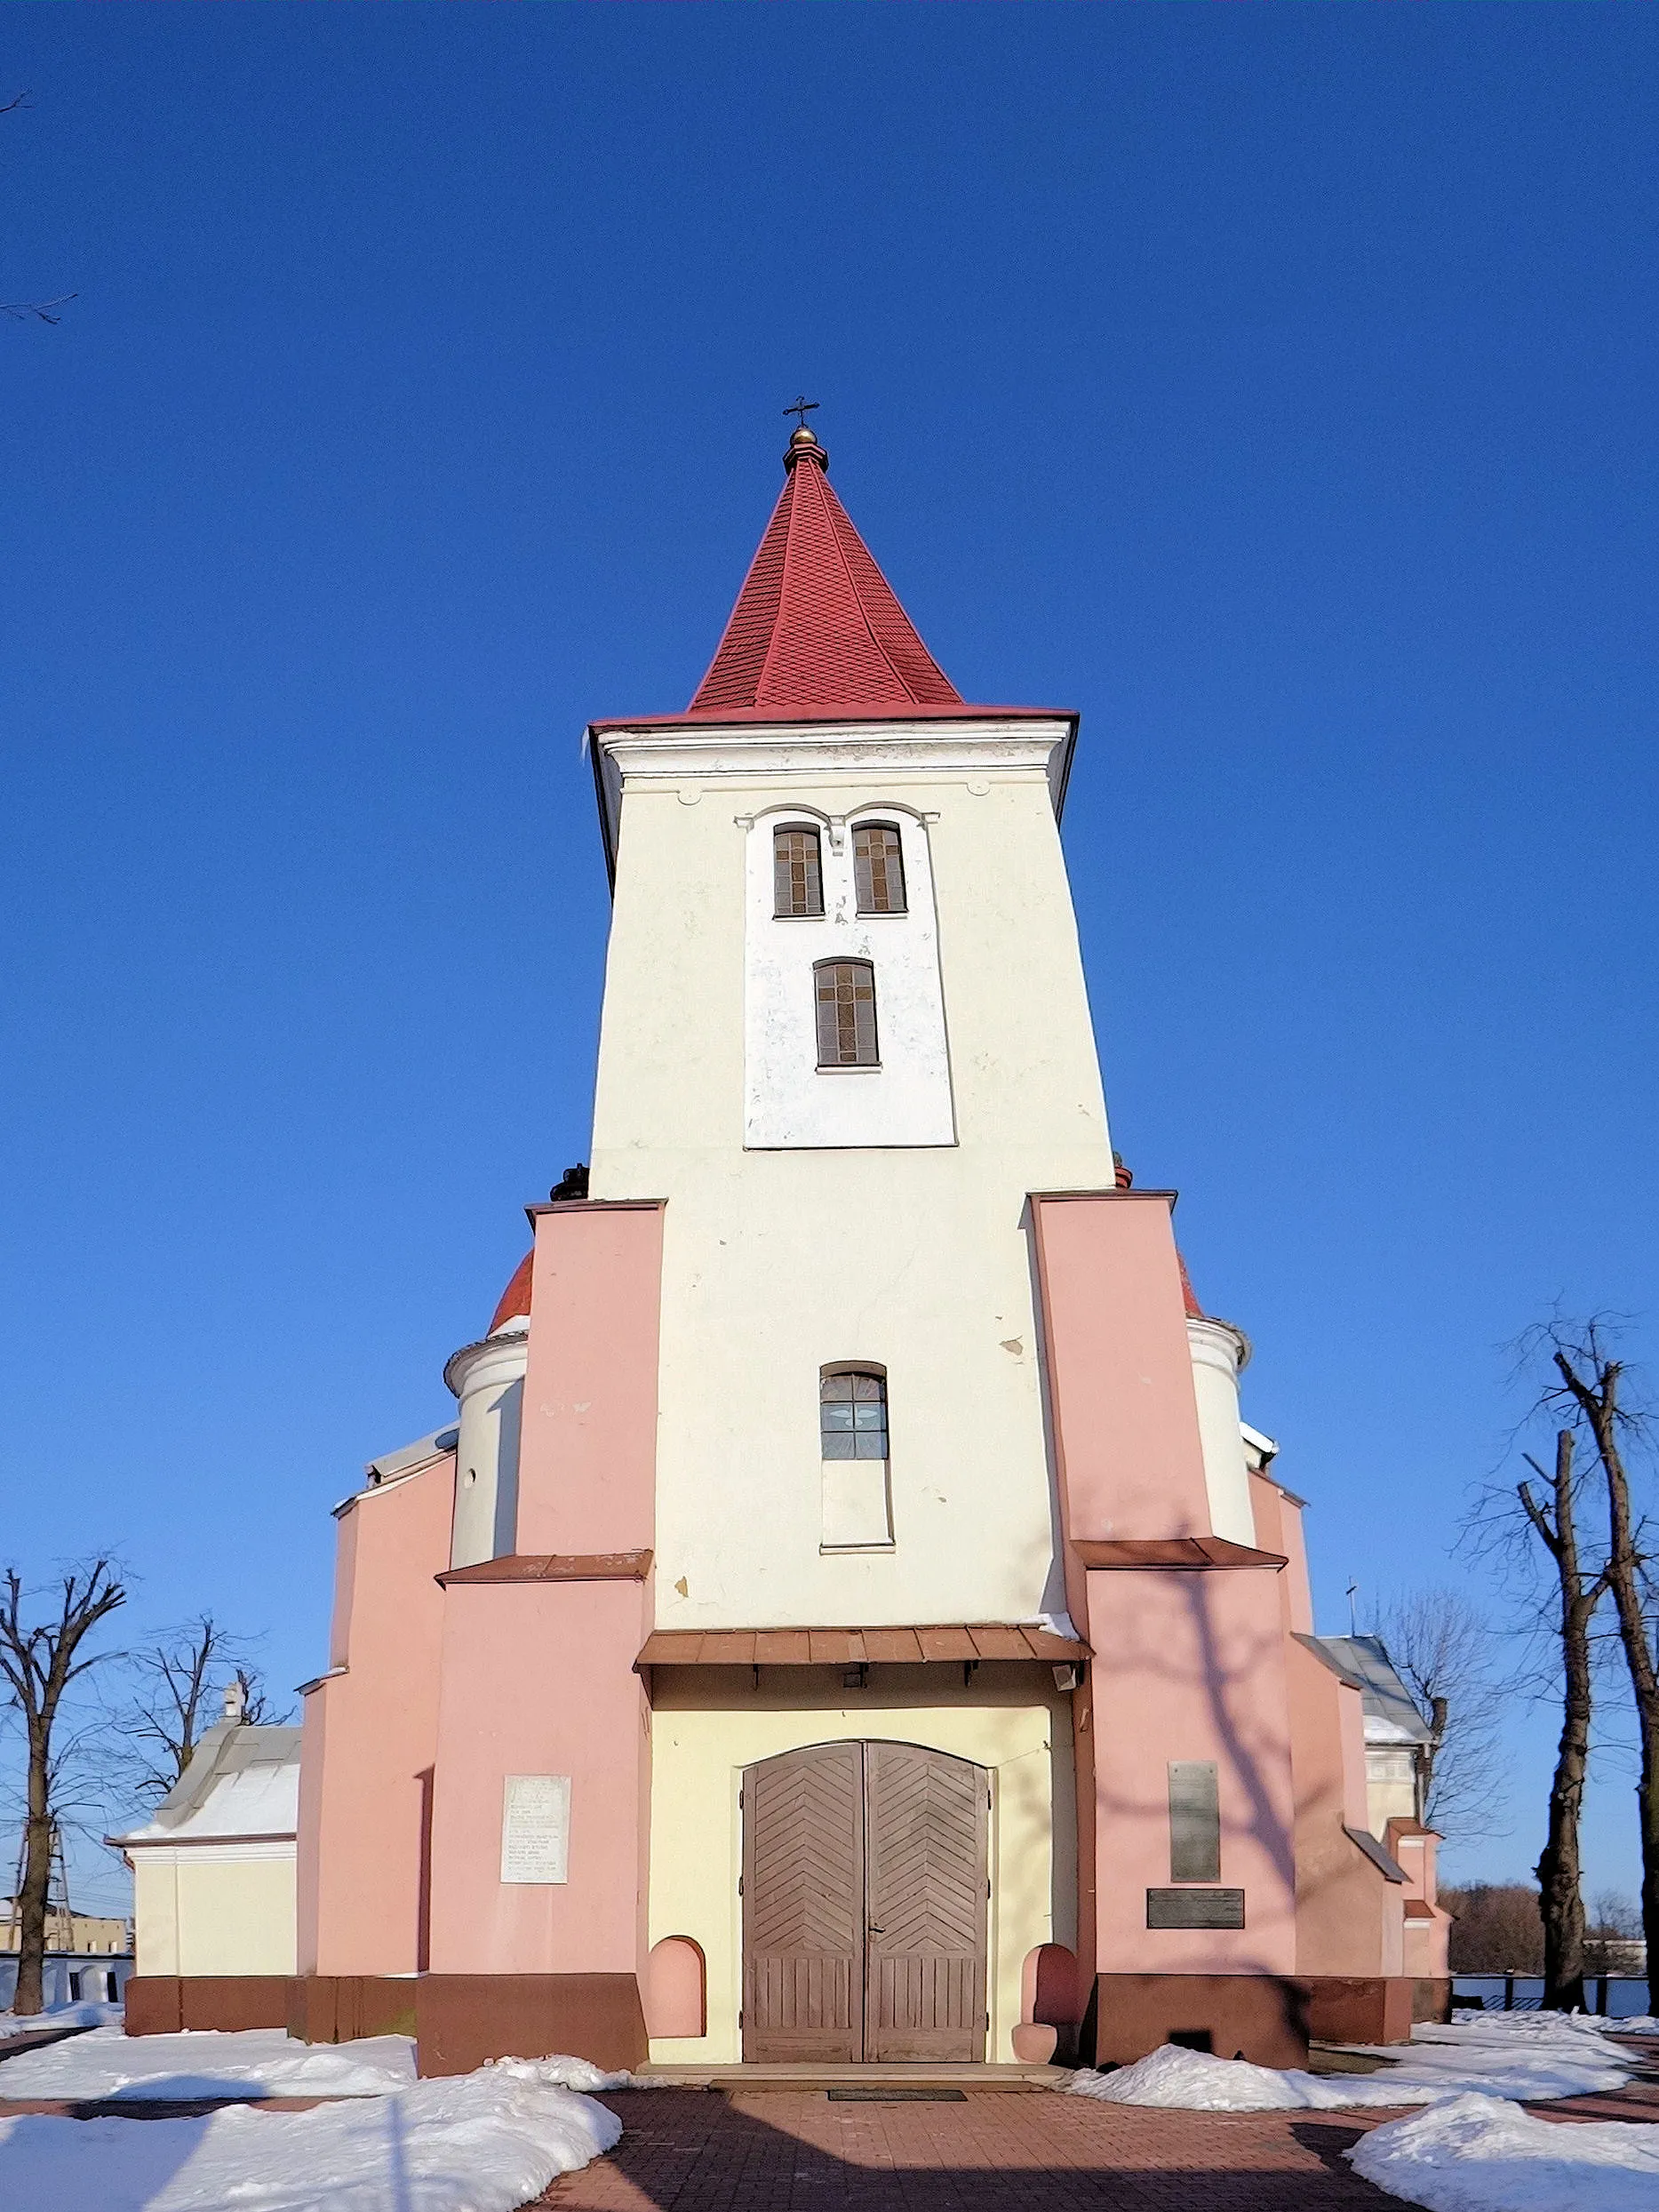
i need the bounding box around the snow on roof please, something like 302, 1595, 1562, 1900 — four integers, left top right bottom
364, 1426, 459, 1486
112, 1723, 301, 1847
1307, 1633, 1435, 1745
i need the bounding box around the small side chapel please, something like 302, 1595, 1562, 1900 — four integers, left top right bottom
130, 420, 1448, 2072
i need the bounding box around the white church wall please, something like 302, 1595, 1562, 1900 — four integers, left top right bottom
743, 804, 954, 1148
587, 719, 1115, 1633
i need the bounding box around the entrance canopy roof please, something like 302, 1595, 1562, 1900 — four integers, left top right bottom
636, 1622, 1088, 1670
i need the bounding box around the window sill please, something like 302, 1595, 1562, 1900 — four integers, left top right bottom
816, 1062, 882, 1074
819, 1541, 897, 1555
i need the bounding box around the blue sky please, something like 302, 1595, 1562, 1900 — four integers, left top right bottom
2, 6, 1655, 1912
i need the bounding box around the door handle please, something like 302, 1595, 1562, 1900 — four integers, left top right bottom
867, 1924, 884, 1935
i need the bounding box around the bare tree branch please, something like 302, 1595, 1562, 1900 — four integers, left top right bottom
2, 89, 72, 327
1542, 1322, 1659, 1994
0, 1561, 126, 2014
112, 1617, 290, 1800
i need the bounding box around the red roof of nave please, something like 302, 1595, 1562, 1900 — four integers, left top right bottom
489, 1251, 533, 1334
687, 428, 963, 719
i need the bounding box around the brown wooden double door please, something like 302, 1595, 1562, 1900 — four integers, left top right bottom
741, 1740, 989, 2062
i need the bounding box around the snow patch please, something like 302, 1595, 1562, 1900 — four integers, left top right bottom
0, 2025, 416, 2100
1066, 2012, 1642, 2112
486, 2052, 672, 2092
0, 2064, 621, 2212
1347, 2091, 1659, 2212
0, 2000, 124, 2042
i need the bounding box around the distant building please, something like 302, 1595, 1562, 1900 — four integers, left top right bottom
0, 1904, 130, 1957
109, 1720, 299, 2030
0, 1900, 132, 2011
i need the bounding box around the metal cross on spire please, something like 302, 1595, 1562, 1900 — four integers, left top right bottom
783, 395, 819, 430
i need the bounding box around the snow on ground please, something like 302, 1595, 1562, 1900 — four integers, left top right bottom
1347, 2091, 1659, 2212
0, 2059, 621, 2212
1065, 2010, 1644, 2112
0, 2025, 417, 2100
0, 1998, 126, 2040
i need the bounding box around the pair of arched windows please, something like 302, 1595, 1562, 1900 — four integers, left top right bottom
773, 823, 902, 1071
772, 822, 906, 919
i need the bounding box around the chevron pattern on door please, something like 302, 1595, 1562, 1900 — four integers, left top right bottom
865, 1741, 988, 2060
740, 1741, 988, 2064
741, 1740, 864, 2060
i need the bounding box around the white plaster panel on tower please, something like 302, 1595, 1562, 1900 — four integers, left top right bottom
745, 806, 953, 1149
444, 1330, 528, 1569
1186, 1316, 1256, 1547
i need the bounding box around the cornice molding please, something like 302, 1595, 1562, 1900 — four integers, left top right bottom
588, 714, 1078, 884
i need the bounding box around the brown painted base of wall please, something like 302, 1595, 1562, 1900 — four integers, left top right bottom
288, 1975, 418, 2044
414, 1974, 648, 2078
1090, 1974, 1311, 2070
1413, 1976, 1453, 2025
124, 1975, 291, 2036
126, 1971, 648, 2072
1306, 1976, 1416, 2047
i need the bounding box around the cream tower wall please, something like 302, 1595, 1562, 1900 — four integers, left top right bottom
588, 717, 1117, 1632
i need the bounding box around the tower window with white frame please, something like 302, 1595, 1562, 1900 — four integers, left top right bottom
815, 959, 879, 1066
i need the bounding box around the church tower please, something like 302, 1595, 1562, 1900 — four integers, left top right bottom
276, 421, 1446, 2083
586, 420, 1124, 1625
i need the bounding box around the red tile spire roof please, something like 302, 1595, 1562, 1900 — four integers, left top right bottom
688, 427, 962, 719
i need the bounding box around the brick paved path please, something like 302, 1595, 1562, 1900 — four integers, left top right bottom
522, 2088, 1394, 2211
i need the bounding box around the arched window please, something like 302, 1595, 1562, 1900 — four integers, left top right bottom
853, 822, 906, 914
821, 1370, 888, 1460
773, 825, 824, 917
815, 959, 878, 1066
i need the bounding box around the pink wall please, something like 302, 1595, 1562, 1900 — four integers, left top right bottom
1029, 1192, 1213, 1551
1085, 1562, 1298, 1977
515, 1200, 666, 1558
425, 1200, 665, 1981
1285, 1639, 1404, 1976
298, 1452, 452, 1976
1387, 1825, 1450, 1977
427, 1578, 652, 1973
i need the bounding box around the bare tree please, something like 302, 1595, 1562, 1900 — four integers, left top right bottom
1, 92, 75, 326
1440, 1881, 1544, 1975
1372, 1587, 1506, 1839
116, 1617, 287, 1800
1513, 1428, 1608, 2010
1537, 1325, 1659, 1988
0, 1563, 125, 2014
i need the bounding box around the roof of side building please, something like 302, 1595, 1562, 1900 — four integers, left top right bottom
110, 1722, 302, 1847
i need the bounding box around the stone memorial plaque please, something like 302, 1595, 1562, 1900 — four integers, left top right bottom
1145, 1886, 1245, 1930
500, 1773, 570, 1884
